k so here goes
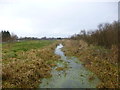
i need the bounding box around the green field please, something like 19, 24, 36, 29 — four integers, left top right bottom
2, 40, 55, 52
2, 40, 55, 61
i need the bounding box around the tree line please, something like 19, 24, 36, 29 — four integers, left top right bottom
0, 30, 18, 42
71, 21, 119, 48
0, 30, 63, 42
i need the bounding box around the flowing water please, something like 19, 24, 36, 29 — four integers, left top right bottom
39, 44, 100, 88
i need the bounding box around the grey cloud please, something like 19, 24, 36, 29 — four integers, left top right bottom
0, 1, 118, 38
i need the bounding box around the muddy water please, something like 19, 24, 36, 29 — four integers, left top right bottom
39, 44, 100, 88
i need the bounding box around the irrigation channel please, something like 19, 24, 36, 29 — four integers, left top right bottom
39, 44, 101, 88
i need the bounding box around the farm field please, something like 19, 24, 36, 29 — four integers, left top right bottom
2, 40, 56, 62
2, 40, 60, 88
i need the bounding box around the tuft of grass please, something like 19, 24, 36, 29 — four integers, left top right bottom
88, 74, 95, 81
56, 67, 65, 71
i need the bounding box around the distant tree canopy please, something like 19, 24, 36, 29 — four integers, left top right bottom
71, 21, 119, 48
0, 30, 18, 42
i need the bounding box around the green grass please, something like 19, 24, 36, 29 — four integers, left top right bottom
2, 40, 55, 61
0, 43, 2, 48
3, 40, 55, 51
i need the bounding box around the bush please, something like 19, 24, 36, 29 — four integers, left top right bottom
71, 21, 119, 49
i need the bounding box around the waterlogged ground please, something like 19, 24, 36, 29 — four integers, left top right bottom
39, 44, 101, 88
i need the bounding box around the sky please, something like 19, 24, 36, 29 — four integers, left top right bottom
0, 0, 118, 38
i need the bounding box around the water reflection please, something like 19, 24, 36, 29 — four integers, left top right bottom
55, 44, 64, 56
39, 44, 100, 88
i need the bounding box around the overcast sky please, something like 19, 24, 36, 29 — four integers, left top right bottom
0, 0, 118, 38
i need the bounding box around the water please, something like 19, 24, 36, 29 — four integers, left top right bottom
39, 44, 100, 88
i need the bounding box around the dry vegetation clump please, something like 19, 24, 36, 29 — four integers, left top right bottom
2, 42, 60, 88
55, 67, 67, 71
63, 40, 119, 88
88, 74, 95, 81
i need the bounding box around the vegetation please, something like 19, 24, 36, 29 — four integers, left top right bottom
1, 30, 18, 42
2, 40, 60, 88
71, 21, 119, 48
62, 21, 119, 88
1, 20, 119, 88
2, 40, 55, 61
62, 40, 118, 88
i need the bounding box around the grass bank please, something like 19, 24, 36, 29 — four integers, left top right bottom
2, 40, 60, 88
62, 40, 119, 88
2, 40, 55, 61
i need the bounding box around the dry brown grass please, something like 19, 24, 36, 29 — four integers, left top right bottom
2, 42, 60, 88
63, 40, 119, 88
56, 67, 65, 71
